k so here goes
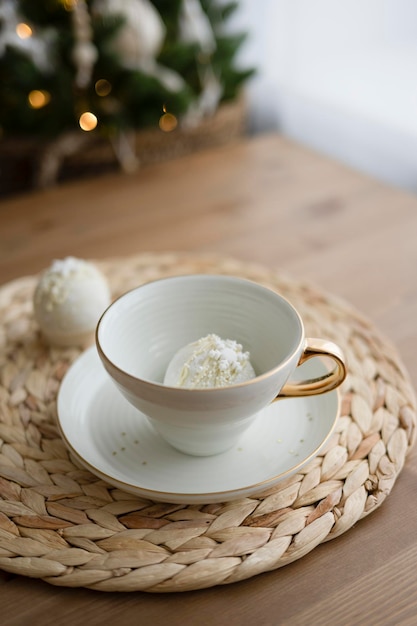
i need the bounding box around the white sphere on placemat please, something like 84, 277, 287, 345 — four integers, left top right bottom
34, 257, 111, 347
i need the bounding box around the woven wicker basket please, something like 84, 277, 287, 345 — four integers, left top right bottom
0, 98, 246, 197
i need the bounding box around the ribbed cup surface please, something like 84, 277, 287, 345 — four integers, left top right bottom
97, 275, 303, 384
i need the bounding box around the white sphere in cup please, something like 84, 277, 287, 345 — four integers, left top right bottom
164, 333, 256, 388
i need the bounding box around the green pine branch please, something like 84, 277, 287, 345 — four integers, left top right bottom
0, 0, 255, 139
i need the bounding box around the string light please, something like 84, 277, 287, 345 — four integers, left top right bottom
16, 23, 33, 39
95, 79, 112, 97
28, 90, 51, 109
159, 112, 178, 132
79, 112, 98, 131
61, 0, 78, 10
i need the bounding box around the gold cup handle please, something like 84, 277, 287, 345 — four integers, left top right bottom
278, 338, 347, 398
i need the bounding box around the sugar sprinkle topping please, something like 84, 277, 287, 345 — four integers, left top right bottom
176, 333, 255, 388
35, 256, 99, 311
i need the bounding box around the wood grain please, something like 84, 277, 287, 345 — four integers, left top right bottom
1, 134, 416, 625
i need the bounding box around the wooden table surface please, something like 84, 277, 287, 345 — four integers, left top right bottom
0, 134, 416, 625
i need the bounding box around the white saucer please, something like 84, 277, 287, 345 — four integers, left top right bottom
57, 347, 340, 504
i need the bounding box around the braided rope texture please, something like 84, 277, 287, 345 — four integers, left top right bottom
0, 253, 415, 592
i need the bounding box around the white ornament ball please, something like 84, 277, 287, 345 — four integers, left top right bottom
34, 257, 111, 347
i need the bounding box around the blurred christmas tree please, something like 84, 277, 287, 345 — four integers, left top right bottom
0, 0, 254, 191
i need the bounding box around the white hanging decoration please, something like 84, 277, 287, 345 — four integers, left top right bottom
36, 131, 90, 188
93, 0, 185, 92
178, 0, 222, 125
0, 0, 52, 72
71, 0, 98, 88
195, 64, 223, 115
109, 131, 140, 173
178, 0, 216, 54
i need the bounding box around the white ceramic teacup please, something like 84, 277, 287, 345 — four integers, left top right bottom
96, 275, 347, 456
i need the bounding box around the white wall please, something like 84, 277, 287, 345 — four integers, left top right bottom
232, 0, 417, 192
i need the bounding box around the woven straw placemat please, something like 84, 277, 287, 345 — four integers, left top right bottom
0, 253, 415, 592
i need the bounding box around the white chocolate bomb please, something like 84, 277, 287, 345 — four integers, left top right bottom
34, 257, 111, 347
164, 333, 256, 389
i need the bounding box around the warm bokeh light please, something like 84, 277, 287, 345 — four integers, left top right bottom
79, 112, 98, 131
28, 90, 51, 109
95, 79, 112, 97
159, 112, 178, 132
61, 0, 78, 10
16, 23, 33, 39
